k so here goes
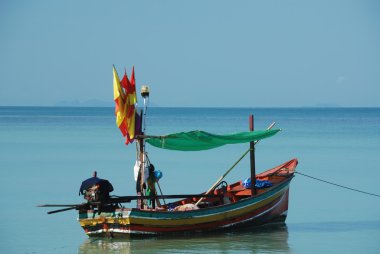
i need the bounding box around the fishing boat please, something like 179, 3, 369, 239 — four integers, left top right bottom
77, 159, 297, 237
39, 67, 298, 237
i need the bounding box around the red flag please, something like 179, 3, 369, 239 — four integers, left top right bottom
120, 70, 130, 90
125, 67, 137, 144
130, 66, 136, 88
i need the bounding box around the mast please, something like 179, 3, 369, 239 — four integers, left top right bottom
249, 114, 257, 196
139, 85, 150, 209
138, 109, 145, 209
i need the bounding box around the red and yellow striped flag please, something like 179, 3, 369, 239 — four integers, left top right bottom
113, 66, 137, 144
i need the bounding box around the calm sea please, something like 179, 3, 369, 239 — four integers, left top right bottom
0, 107, 379, 253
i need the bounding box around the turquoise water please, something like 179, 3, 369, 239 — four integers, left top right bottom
0, 107, 379, 253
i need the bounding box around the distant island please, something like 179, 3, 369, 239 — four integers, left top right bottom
54, 99, 112, 107
51, 99, 347, 108
54, 99, 160, 107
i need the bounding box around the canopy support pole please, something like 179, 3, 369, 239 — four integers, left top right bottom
249, 115, 257, 196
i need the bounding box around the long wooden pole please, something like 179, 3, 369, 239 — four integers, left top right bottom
156, 181, 166, 205
194, 148, 251, 206
47, 207, 77, 214
40, 194, 225, 214
194, 121, 276, 206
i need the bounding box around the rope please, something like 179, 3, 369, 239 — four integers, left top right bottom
295, 172, 380, 198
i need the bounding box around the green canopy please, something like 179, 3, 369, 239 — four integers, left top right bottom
145, 129, 280, 151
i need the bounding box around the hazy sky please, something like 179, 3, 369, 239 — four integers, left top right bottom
1, 0, 379, 107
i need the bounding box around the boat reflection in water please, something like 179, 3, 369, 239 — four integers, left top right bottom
78, 223, 290, 254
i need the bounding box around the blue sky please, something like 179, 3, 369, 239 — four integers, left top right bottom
1, 0, 379, 107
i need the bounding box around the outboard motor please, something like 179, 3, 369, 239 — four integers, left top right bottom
79, 171, 114, 203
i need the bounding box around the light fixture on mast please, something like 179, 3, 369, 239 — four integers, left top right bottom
141, 85, 150, 133
141, 85, 150, 99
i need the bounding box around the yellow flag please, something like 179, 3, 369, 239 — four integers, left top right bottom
113, 66, 127, 134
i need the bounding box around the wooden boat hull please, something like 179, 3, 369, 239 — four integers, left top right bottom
78, 159, 296, 237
